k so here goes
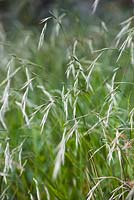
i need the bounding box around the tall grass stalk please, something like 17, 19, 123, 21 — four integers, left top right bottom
0, 12, 134, 200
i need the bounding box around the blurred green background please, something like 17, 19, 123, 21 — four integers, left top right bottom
0, 0, 133, 29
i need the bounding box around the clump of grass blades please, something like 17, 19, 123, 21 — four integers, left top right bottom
0, 11, 134, 200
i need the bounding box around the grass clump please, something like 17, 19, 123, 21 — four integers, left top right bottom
0, 11, 134, 200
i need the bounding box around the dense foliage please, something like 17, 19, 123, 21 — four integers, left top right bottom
0, 10, 134, 200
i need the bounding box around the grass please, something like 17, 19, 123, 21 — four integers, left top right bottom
0, 10, 134, 200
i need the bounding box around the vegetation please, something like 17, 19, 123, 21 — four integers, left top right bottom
0, 10, 134, 200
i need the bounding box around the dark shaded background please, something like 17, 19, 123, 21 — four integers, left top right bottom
0, 0, 134, 29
